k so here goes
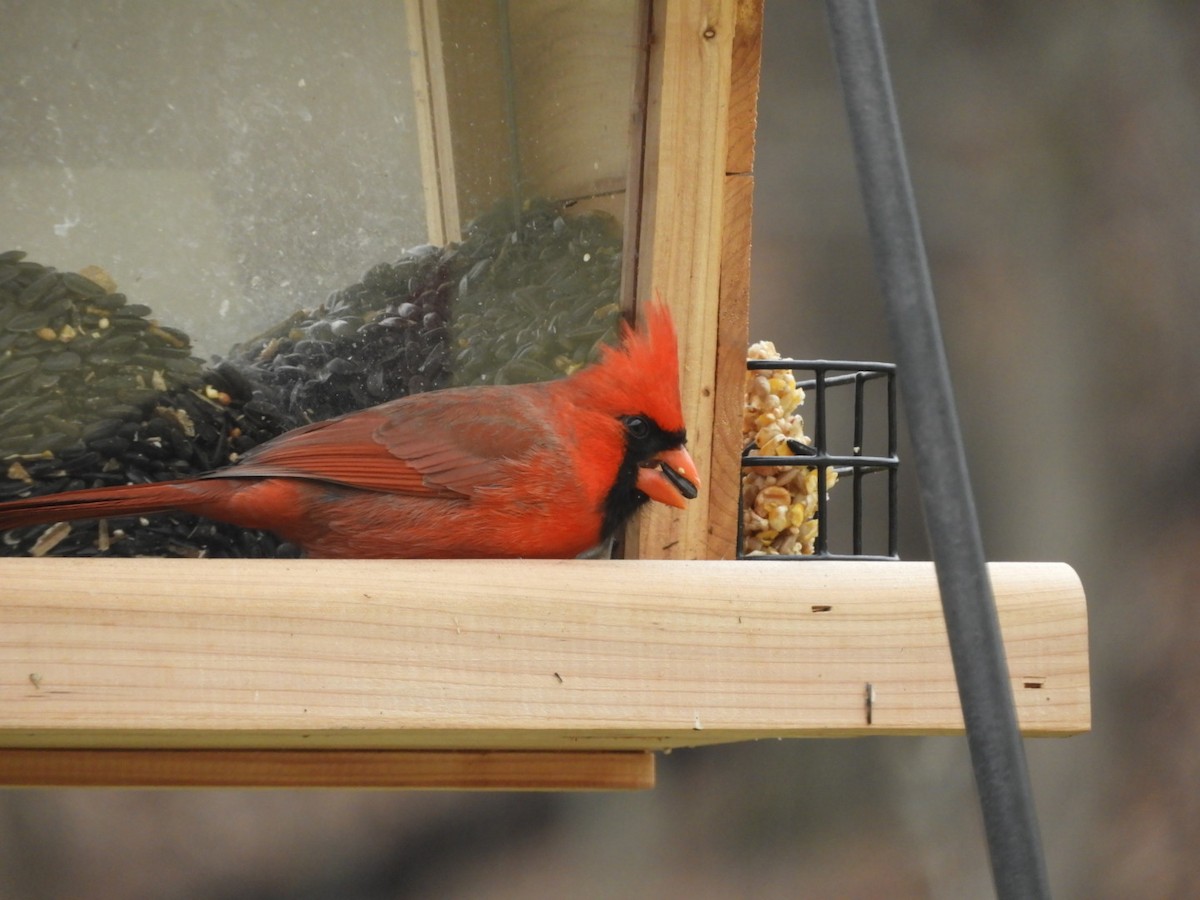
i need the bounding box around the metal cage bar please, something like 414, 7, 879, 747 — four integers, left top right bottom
741, 359, 898, 561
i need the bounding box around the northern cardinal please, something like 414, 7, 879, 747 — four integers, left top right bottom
0, 303, 699, 558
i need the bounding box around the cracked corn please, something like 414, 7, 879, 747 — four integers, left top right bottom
742, 341, 837, 556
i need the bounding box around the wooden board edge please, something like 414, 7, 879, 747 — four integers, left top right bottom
0, 560, 1091, 749
727, 0, 765, 175
405, 0, 460, 244
707, 171, 754, 558
0, 748, 656, 791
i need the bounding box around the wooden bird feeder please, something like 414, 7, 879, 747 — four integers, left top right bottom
0, 0, 1089, 790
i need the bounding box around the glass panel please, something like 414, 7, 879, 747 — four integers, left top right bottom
1, 1, 426, 357
0, 0, 643, 557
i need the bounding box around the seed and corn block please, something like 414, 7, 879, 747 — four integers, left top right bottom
742, 341, 838, 556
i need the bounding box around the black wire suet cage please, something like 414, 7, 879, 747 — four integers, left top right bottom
739, 359, 898, 560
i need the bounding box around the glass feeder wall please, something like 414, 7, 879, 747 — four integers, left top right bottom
0, 0, 641, 557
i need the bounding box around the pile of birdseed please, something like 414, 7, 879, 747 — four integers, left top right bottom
0, 253, 292, 557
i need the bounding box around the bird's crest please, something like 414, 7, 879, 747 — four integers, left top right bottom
569, 298, 686, 433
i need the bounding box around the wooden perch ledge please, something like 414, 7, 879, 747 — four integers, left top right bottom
0, 559, 1089, 789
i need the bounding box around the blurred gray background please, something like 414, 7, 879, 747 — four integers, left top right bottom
3, 2, 1199, 897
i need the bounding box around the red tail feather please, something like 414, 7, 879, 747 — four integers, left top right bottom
0, 481, 212, 531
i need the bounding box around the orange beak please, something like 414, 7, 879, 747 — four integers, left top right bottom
636, 446, 701, 509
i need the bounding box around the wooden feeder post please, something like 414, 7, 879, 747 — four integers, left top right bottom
626, 0, 758, 562
0, 0, 1089, 791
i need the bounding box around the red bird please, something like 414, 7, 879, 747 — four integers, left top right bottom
0, 303, 699, 558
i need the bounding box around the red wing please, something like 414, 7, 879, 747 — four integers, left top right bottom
217, 388, 546, 499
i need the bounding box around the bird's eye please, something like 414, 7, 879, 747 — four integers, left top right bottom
624, 416, 650, 439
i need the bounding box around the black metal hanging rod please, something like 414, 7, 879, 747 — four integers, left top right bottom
822, 2, 1052, 898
